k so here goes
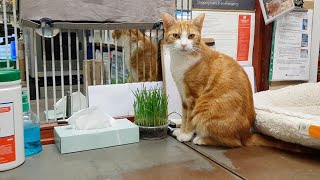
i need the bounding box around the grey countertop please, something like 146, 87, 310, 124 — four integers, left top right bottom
1, 137, 238, 180
3, 135, 320, 180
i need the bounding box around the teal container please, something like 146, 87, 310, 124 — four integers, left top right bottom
22, 93, 42, 157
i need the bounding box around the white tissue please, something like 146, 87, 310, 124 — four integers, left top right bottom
67, 106, 116, 130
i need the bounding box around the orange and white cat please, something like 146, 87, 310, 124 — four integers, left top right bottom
112, 29, 158, 82
162, 12, 316, 153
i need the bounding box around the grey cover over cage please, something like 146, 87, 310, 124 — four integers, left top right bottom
20, 0, 176, 24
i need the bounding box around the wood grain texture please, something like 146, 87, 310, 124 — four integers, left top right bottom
252, 0, 273, 92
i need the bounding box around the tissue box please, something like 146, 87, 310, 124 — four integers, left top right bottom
54, 119, 139, 154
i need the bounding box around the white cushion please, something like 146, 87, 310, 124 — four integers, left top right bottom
254, 83, 320, 150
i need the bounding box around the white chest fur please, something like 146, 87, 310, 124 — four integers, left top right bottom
170, 50, 201, 100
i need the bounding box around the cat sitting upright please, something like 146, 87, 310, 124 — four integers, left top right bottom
162, 12, 316, 153
112, 29, 158, 82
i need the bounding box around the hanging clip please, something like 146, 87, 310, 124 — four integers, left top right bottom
39, 17, 53, 28
153, 20, 163, 30
35, 17, 60, 38
294, 0, 304, 8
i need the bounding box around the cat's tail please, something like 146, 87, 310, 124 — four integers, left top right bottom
243, 133, 319, 154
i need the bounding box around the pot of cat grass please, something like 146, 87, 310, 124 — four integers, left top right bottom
133, 86, 169, 140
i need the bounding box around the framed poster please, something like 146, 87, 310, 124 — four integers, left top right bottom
259, 0, 295, 25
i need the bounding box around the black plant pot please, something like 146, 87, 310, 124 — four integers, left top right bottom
138, 124, 168, 140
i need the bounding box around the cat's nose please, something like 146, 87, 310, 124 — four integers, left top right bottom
181, 44, 187, 49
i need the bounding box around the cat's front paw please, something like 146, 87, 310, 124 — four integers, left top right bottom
172, 129, 181, 137
192, 136, 206, 145
177, 132, 194, 142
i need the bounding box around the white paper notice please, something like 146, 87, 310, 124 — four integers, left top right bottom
192, 11, 255, 66
269, 10, 313, 81
88, 84, 131, 117
88, 82, 163, 117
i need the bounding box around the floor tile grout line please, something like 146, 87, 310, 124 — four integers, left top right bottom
183, 142, 247, 180
168, 134, 247, 180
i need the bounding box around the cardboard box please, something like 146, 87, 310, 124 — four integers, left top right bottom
54, 119, 139, 154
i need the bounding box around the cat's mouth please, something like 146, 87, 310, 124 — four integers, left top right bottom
179, 48, 194, 53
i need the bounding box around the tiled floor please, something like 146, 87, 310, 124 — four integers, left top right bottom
2, 136, 319, 180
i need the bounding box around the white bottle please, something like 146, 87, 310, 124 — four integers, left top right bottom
0, 69, 25, 171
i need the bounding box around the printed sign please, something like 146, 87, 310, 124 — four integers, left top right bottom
269, 10, 313, 81
192, 11, 255, 66
237, 15, 251, 61
192, 0, 256, 11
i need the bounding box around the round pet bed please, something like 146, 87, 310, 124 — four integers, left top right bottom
253, 82, 320, 150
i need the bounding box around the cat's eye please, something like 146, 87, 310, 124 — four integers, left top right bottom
188, 34, 195, 39
172, 33, 180, 39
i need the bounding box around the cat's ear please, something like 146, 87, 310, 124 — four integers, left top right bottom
191, 13, 205, 29
162, 12, 176, 31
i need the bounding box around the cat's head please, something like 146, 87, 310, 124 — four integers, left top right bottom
112, 30, 128, 44
162, 12, 205, 53
112, 29, 143, 44
111, 30, 124, 40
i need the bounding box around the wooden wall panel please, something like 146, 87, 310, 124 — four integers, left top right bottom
252, 0, 273, 92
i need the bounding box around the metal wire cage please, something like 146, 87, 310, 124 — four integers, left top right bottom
1, 0, 191, 123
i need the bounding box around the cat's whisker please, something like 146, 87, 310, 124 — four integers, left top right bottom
194, 47, 206, 52
167, 47, 180, 51
192, 48, 206, 53
168, 47, 187, 55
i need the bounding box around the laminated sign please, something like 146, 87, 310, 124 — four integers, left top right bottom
269, 10, 313, 81
192, 0, 256, 11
